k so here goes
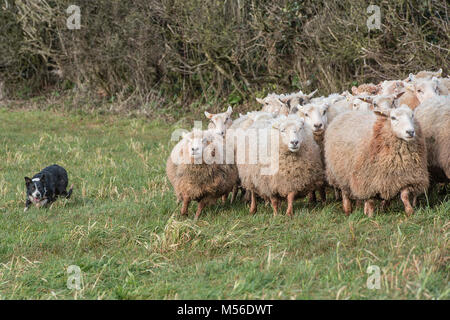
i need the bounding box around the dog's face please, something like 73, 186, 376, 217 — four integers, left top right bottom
25, 176, 46, 204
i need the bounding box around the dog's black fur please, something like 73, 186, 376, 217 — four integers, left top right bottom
24, 164, 73, 211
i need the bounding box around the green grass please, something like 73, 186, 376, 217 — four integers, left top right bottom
0, 107, 448, 300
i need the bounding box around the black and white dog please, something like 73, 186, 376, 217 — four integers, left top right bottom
24, 164, 73, 211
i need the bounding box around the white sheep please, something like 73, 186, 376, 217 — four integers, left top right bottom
324, 105, 429, 217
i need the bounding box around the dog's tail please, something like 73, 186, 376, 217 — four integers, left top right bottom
65, 184, 74, 199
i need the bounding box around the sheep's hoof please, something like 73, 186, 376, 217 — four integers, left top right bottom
405, 207, 414, 216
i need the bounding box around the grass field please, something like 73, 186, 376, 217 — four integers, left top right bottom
0, 107, 448, 299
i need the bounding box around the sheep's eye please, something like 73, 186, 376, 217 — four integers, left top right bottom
281, 129, 286, 133
322, 110, 326, 116
417, 89, 423, 93
304, 113, 309, 117
391, 116, 397, 120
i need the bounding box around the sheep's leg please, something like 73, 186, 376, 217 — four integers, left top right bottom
380, 199, 391, 212
181, 197, 190, 216
286, 192, 295, 217
334, 188, 341, 201
270, 197, 279, 216
249, 191, 257, 214
400, 188, 414, 216
194, 199, 207, 221
307, 191, 316, 204
363, 199, 375, 217
230, 185, 238, 204
244, 190, 251, 203
319, 186, 326, 202
342, 191, 352, 216
412, 193, 418, 207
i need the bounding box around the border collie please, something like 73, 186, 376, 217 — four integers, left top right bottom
24, 164, 73, 211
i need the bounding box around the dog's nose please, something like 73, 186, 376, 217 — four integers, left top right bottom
406, 130, 415, 137
314, 123, 323, 129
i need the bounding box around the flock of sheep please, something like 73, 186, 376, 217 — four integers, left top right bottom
166, 69, 450, 220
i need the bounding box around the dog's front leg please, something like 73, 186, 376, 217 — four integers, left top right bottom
24, 199, 32, 212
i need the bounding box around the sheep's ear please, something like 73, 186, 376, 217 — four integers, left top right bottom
278, 96, 290, 104
322, 103, 330, 111
307, 89, 318, 98
436, 68, 442, 76
351, 86, 358, 95
359, 96, 373, 104
373, 108, 390, 117
394, 91, 405, 100
256, 98, 264, 104
25, 177, 32, 186
278, 98, 287, 106
408, 73, 415, 82
204, 111, 214, 119
226, 105, 233, 115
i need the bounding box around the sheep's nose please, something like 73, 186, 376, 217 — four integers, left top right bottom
291, 140, 299, 146
191, 147, 199, 152
406, 130, 415, 137
314, 123, 323, 129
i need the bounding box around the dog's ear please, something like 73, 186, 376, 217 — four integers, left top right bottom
40, 174, 46, 182
25, 177, 32, 186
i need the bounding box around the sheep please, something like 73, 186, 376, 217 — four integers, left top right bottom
379, 80, 404, 96
324, 105, 429, 217
236, 114, 325, 216
414, 95, 450, 183
256, 93, 290, 116
404, 76, 447, 104
351, 83, 381, 96
404, 69, 443, 81
205, 106, 233, 137
166, 129, 239, 220
256, 90, 318, 116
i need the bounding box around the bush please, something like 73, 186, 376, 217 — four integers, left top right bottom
1, 0, 449, 112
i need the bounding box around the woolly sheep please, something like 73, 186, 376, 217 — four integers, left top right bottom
257, 90, 318, 116
351, 83, 381, 96
324, 105, 429, 217
414, 95, 450, 183
205, 106, 233, 137
166, 129, 239, 220
237, 115, 324, 216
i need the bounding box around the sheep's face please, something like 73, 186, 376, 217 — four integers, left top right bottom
297, 103, 329, 134
351, 97, 371, 111
375, 106, 416, 141
361, 92, 404, 111
257, 97, 288, 116
205, 106, 233, 137
184, 132, 210, 161
413, 78, 440, 103
381, 81, 404, 96
273, 117, 305, 152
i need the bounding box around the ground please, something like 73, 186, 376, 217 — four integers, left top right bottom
0, 107, 448, 299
